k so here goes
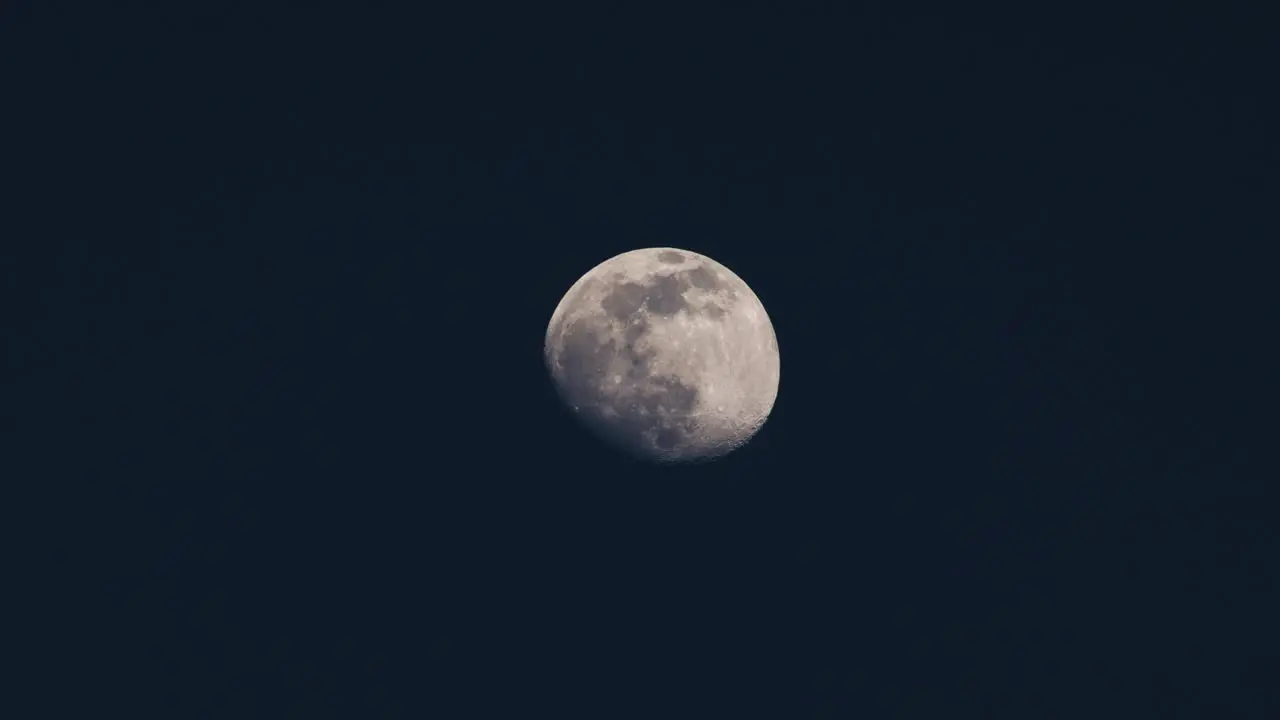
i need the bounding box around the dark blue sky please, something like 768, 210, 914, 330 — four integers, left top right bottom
4, 1, 1274, 716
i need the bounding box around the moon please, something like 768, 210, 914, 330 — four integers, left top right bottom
544, 247, 780, 462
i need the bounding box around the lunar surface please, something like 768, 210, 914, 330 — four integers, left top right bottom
544, 247, 780, 462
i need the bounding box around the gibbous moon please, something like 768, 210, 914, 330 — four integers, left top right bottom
544, 247, 780, 462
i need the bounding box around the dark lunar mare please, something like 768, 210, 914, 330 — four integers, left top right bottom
684, 265, 718, 290
556, 319, 619, 409
597, 264, 728, 322
550, 261, 753, 460
597, 273, 693, 318
554, 281, 704, 459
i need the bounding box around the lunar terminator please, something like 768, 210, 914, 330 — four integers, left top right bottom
544, 247, 780, 462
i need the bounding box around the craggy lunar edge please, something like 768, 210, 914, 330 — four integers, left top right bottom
544, 247, 780, 462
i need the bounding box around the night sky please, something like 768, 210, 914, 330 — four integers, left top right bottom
4, 1, 1275, 715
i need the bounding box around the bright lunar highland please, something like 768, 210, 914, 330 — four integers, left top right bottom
544, 247, 780, 462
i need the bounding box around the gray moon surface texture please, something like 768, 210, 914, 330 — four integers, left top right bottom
544, 247, 780, 462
